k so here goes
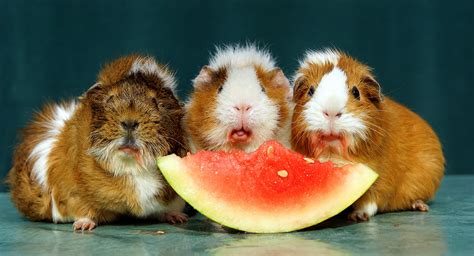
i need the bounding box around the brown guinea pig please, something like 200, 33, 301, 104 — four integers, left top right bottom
7, 55, 188, 230
183, 44, 293, 153
291, 49, 445, 221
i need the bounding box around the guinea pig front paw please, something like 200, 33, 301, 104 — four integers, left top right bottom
73, 217, 97, 231
347, 210, 371, 222
348, 201, 377, 222
161, 212, 188, 224
411, 200, 429, 212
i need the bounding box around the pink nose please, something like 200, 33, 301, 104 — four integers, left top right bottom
323, 111, 342, 119
234, 104, 252, 112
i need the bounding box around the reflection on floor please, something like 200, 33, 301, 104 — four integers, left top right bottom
1, 176, 473, 255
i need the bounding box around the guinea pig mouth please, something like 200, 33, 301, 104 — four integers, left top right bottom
321, 134, 342, 142
310, 132, 351, 160
118, 145, 144, 166
228, 128, 252, 144
118, 135, 139, 155
118, 146, 139, 156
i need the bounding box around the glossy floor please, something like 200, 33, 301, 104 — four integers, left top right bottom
1, 176, 473, 255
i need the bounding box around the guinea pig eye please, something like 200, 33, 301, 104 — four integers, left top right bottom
352, 86, 360, 100
261, 86, 266, 93
307, 86, 315, 97
217, 85, 223, 94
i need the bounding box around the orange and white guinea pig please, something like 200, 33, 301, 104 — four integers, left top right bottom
8, 55, 188, 230
183, 44, 293, 153
291, 49, 445, 221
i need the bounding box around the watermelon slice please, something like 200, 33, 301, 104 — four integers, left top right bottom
157, 141, 377, 233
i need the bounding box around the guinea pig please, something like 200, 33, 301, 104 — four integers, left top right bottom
7, 55, 188, 230
290, 49, 445, 221
183, 44, 293, 153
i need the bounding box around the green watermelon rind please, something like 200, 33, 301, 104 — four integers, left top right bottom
158, 154, 378, 233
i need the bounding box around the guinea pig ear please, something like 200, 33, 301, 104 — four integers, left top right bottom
292, 75, 307, 101
79, 82, 102, 100
363, 75, 384, 103
269, 68, 292, 100
292, 75, 304, 91
87, 82, 102, 92
193, 66, 213, 90
269, 68, 290, 89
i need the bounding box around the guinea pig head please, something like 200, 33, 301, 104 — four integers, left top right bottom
84, 56, 185, 175
291, 49, 384, 160
186, 64, 291, 152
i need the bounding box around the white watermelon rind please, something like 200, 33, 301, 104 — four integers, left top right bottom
158, 154, 378, 233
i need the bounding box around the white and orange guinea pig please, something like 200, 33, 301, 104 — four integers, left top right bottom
291, 49, 445, 221
183, 44, 293, 153
8, 55, 188, 231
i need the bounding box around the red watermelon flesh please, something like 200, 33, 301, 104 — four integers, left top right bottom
157, 140, 377, 233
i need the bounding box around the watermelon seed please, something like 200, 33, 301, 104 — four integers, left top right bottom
267, 146, 274, 156
304, 157, 315, 164
277, 170, 288, 178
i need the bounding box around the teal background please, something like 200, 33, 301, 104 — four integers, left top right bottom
1, 0, 473, 191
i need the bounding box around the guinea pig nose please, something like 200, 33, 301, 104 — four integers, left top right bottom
323, 111, 342, 119
121, 120, 139, 131
234, 104, 252, 112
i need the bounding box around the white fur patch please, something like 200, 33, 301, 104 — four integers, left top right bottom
29, 101, 78, 190
314, 67, 349, 114
130, 170, 166, 216
362, 201, 378, 217
209, 66, 280, 152
129, 169, 185, 217
303, 68, 367, 139
209, 44, 275, 72
51, 195, 73, 223
51, 195, 62, 223
129, 57, 177, 92
293, 48, 340, 83
300, 48, 340, 68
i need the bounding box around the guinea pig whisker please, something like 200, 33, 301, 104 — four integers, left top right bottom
361, 123, 385, 138
361, 119, 387, 135
159, 134, 186, 149
362, 124, 386, 144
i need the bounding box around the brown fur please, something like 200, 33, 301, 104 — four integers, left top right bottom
183, 67, 228, 150
8, 55, 187, 226
255, 67, 291, 130
291, 52, 445, 218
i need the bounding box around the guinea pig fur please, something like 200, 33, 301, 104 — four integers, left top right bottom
7, 55, 188, 230
183, 44, 293, 153
291, 49, 445, 221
